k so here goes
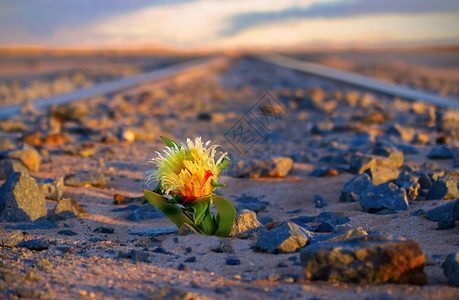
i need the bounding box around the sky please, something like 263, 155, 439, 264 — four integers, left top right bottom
0, 0, 458, 50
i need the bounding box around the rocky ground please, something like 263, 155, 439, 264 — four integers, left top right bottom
0, 54, 459, 299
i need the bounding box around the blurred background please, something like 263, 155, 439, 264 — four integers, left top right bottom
0, 0, 458, 106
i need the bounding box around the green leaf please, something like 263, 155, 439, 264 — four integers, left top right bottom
217, 157, 229, 175
185, 196, 211, 226
197, 205, 217, 235
143, 190, 202, 233
160, 136, 180, 149
153, 181, 165, 195
212, 195, 236, 237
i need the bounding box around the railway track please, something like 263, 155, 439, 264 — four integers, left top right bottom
0, 53, 457, 121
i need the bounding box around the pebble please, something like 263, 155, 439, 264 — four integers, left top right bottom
0, 172, 47, 222
340, 173, 375, 202
37, 177, 64, 201
386, 124, 415, 141
425, 200, 459, 222
226, 258, 241, 265
1, 230, 25, 247
0, 137, 17, 152
350, 153, 401, 174
0, 143, 41, 171
0, 158, 28, 180
314, 195, 328, 208
5, 217, 58, 230
231, 157, 293, 178
426, 177, 459, 200
300, 235, 426, 284
442, 253, 459, 286
177, 223, 199, 236
364, 167, 400, 185
229, 209, 267, 238
21, 238, 50, 251
94, 227, 114, 234
57, 229, 78, 236
64, 171, 109, 187
255, 222, 313, 254
428, 145, 453, 159
359, 182, 409, 213
53, 197, 89, 220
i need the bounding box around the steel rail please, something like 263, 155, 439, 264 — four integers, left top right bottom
256, 53, 459, 110
0, 55, 230, 119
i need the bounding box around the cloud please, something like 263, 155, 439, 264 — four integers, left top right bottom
223, 0, 459, 36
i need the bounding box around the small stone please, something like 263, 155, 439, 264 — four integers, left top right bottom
184, 256, 196, 263
426, 177, 459, 200
0, 144, 41, 171
255, 222, 313, 254
413, 133, 429, 145
373, 144, 404, 167
215, 287, 231, 294
178, 223, 199, 236
178, 263, 188, 271
37, 177, 64, 201
316, 212, 349, 226
0, 172, 47, 222
229, 209, 267, 238
425, 200, 459, 221
364, 167, 400, 185
64, 171, 109, 187
327, 227, 368, 243
94, 227, 114, 234
53, 197, 89, 220
130, 250, 149, 262
300, 235, 427, 284
310, 166, 339, 177
21, 238, 50, 251
359, 182, 409, 213
436, 220, 455, 230
428, 145, 453, 159
62, 143, 96, 157
57, 229, 78, 236
226, 258, 241, 265
350, 153, 401, 174
410, 209, 425, 216
126, 203, 164, 222
311, 122, 334, 135
231, 157, 293, 178
386, 124, 415, 141
278, 262, 288, 268
340, 173, 375, 202
314, 195, 328, 208
211, 240, 234, 253
1, 230, 25, 247
0, 159, 28, 180
113, 194, 143, 205
442, 253, 459, 286
148, 287, 196, 300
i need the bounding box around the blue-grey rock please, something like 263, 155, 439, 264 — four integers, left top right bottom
0, 172, 47, 222
0, 144, 41, 171
425, 200, 459, 222
94, 227, 114, 234
395, 144, 420, 155
20, 238, 50, 251
340, 173, 375, 202
428, 145, 453, 159
437, 220, 455, 230
315, 222, 334, 233
64, 171, 109, 187
231, 157, 293, 178
314, 195, 328, 208
255, 222, 313, 254
126, 203, 164, 222
443, 253, 459, 286
359, 182, 409, 213
426, 177, 459, 200
316, 212, 349, 226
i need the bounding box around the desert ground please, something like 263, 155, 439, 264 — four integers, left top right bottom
0, 50, 458, 299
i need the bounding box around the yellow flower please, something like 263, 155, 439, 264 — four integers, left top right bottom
146, 137, 226, 203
